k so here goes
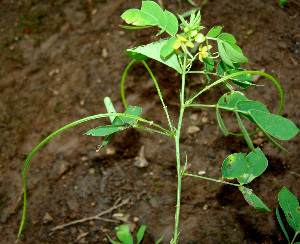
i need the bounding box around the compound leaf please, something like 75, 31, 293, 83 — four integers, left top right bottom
238, 147, 268, 185
249, 110, 299, 140
222, 153, 248, 179
278, 187, 300, 231
239, 186, 271, 211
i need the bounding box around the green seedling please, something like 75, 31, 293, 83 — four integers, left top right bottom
277, 187, 300, 244
278, 0, 288, 7
18, 1, 299, 243
107, 225, 163, 244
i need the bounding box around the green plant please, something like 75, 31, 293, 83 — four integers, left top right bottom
278, 0, 288, 7
277, 187, 300, 244
107, 225, 163, 244
18, 1, 299, 243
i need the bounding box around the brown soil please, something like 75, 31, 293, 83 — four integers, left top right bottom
0, 0, 299, 243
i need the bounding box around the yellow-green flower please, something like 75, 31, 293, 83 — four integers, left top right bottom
198, 44, 212, 62
173, 34, 194, 51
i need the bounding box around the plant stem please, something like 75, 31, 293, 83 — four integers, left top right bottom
290, 230, 299, 244
173, 53, 188, 243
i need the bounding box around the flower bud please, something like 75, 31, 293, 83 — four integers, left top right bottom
195, 33, 205, 43
184, 27, 189, 33
191, 30, 198, 37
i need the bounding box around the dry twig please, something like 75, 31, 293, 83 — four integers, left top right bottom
50, 197, 130, 232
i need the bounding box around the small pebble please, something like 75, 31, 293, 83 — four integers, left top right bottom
187, 126, 200, 134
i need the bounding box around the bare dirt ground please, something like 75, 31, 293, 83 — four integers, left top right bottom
0, 0, 299, 243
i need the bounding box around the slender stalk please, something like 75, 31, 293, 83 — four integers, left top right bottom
186, 71, 284, 117
183, 173, 241, 187
173, 53, 188, 243
291, 230, 299, 244
141, 60, 173, 132
121, 59, 136, 109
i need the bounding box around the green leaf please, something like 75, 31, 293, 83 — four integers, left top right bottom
120, 25, 153, 30
141, 1, 167, 29
236, 100, 269, 123
207, 26, 223, 37
218, 33, 236, 43
136, 225, 146, 244
217, 39, 233, 67
104, 97, 117, 123
225, 69, 253, 89
98, 133, 115, 151
216, 60, 240, 75
216, 106, 228, 136
239, 186, 271, 211
123, 106, 142, 125
115, 225, 133, 244
222, 153, 248, 179
223, 42, 248, 63
237, 100, 269, 114
164, 10, 178, 35
237, 147, 268, 184
276, 207, 290, 242
249, 110, 299, 140
124, 50, 148, 61
278, 187, 300, 231
218, 91, 248, 110
160, 36, 177, 58
155, 236, 164, 244
121, 9, 158, 26
257, 127, 291, 154
203, 57, 214, 72
235, 111, 255, 151
85, 124, 130, 136
107, 235, 122, 244
278, 0, 287, 7
126, 40, 182, 73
